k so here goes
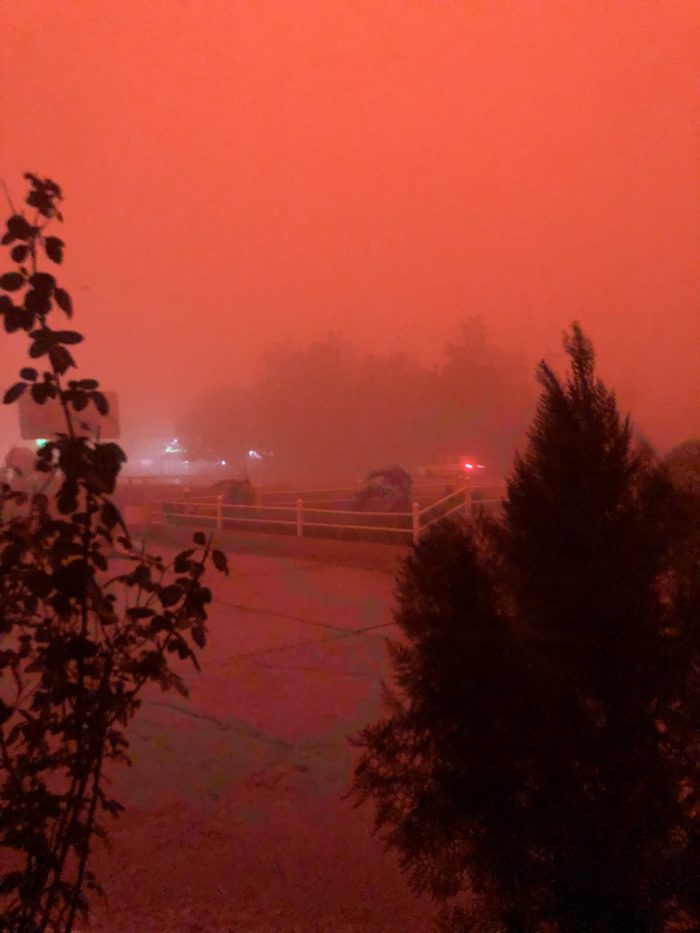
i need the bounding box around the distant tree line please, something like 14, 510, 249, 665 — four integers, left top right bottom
175, 318, 535, 484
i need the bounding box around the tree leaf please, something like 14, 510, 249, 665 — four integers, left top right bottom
159, 584, 181, 608
32, 382, 56, 404
19, 367, 37, 381
99, 796, 125, 817
29, 272, 55, 292
31, 382, 50, 404
53, 330, 83, 345
3, 312, 20, 333
3, 382, 27, 404
10, 245, 28, 263
193, 531, 206, 546
26, 175, 63, 218
211, 549, 229, 575
0, 272, 25, 292
20, 308, 35, 331
56, 477, 79, 516
101, 500, 124, 530
54, 287, 73, 316
29, 338, 49, 358
3, 309, 23, 333
174, 548, 195, 574
44, 236, 64, 264
7, 214, 34, 240
49, 344, 76, 375
126, 606, 156, 620
90, 392, 109, 416
25, 288, 51, 316
90, 550, 108, 572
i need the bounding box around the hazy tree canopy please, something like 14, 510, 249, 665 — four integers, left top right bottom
351, 325, 699, 931
255, 335, 362, 481
438, 317, 533, 467
177, 319, 534, 484
176, 384, 259, 468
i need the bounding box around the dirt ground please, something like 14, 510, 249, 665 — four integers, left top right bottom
82, 544, 435, 932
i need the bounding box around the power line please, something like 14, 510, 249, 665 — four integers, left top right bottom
213, 596, 395, 642
229, 618, 399, 661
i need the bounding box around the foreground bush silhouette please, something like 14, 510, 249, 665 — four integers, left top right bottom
0, 175, 228, 932
351, 326, 699, 931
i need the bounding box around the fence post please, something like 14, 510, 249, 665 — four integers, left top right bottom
296, 498, 303, 537
216, 495, 223, 530
412, 501, 420, 545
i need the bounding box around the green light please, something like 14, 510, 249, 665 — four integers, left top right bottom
164, 438, 183, 455
35, 439, 49, 448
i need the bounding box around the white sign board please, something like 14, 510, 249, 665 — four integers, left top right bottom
18, 391, 120, 440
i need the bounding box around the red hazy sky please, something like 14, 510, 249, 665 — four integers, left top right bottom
1, 1, 698, 453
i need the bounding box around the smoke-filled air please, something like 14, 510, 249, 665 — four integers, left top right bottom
1, 2, 697, 485
2, 5, 699, 932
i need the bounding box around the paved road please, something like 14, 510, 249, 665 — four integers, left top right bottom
86, 545, 434, 932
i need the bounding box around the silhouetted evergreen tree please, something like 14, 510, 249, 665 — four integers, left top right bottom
351, 325, 699, 931
664, 439, 700, 498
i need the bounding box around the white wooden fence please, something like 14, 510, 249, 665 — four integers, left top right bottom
131, 483, 505, 546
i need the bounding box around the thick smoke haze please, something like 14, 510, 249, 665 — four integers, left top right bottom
175, 322, 535, 483
1, 2, 697, 469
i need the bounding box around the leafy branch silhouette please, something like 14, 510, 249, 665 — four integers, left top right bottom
0, 174, 228, 932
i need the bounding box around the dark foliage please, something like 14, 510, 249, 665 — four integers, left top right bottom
351, 325, 699, 930
664, 439, 700, 499
0, 176, 228, 932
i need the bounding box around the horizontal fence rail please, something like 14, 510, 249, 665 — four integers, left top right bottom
142, 482, 507, 546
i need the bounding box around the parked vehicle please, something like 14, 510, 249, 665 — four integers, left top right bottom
416, 455, 485, 482
206, 477, 256, 504
162, 476, 256, 522
354, 467, 412, 513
